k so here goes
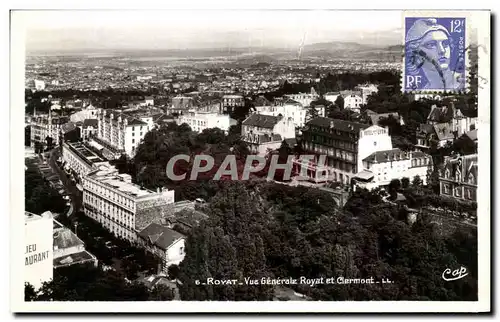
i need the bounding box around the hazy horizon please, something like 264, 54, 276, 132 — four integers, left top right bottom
18, 10, 403, 54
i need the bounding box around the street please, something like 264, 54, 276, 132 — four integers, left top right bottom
48, 147, 81, 216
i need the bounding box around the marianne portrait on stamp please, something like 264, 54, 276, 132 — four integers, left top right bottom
405, 18, 466, 91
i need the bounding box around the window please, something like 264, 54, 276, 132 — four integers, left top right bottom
445, 169, 450, 179
444, 184, 450, 194
132, 139, 135, 144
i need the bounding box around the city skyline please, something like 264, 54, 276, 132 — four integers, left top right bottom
22, 10, 403, 53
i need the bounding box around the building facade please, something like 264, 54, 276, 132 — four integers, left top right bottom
356, 84, 379, 105
439, 154, 478, 202
61, 141, 110, 180
137, 223, 186, 274
353, 149, 432, 191
95, 109, 152, 158
25, 211, 54, 290
177, 111, 233, 133
82, 165, 175, 243
241, 114, 296, 155
221, 95, 244, 114
30, 114, 69, 149
299, 119, 392, 184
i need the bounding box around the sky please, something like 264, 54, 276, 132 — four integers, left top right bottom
17, 10, 403, 52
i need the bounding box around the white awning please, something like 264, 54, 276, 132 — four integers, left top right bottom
354, 170, 375, 181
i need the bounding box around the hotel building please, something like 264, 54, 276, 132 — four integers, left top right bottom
94, 109, 153, 159
254, 99, 325, 129
298, 118, 393, 184
25, 211, 54, 290
82, 165, 175, 243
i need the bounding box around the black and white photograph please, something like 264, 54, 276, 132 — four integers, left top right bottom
9, 8, 491, 313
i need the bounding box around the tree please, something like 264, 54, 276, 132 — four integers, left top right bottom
149, 284, 175, 301
401, 177, 410, 189
388, 179, 402, 200
25, 283, 37, 301
25, 126, 31, 147
412, 175, 423, 188
305, 104, 320, 123
168, 264, 180, 280
334, 95, 345, 110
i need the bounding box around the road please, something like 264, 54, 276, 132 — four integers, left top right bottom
48, 148, 82, 217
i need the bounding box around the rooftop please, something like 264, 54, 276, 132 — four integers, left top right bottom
138, 223, 185, 251
53, 250, 96, 268
243, 114, 281, 129
65, 141, 105, 166
87, 165, 155, 198
306, 117, 370, 133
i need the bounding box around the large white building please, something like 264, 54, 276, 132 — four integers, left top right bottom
353, 149, 432, 191
324, 90, 363, 113
137, 224, 186, 274
61, 141, 110, 180
30, 114, 69, 148
283, 91, 319, 108
356, 84, 379, 105
69, 104, 98, 123
241, 113, 296, 155
82, 165, 175, 243
177, 111, 234, 133
254, 99, 325, 129
299, 119, 393, 184
94, 109, 153, 159
25, 211, 53, 290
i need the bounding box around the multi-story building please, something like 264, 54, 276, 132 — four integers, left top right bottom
298, 118, 393, 184
254, 99, 307, 128
61, 141, 110, 180
137, 224, 186, 274
342, 91, 363, 113
69, 104, 98, 123
79, 119, 98, 141
352, 149, 432, 191
324, 90, 363, 112
356, 84, 379, 105
25, 211, 53, 290
94, 109, 152, 159
30, 114, 69, 148
82, 165, 175, 243
427, 104, 477, 136
241, 113, 296, 155
177, 111, 234, 133
283, 88, 319, 108
439, 154, 478, 202
221, 94, 245, 114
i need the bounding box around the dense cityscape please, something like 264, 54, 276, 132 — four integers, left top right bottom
23, 30, 480, 302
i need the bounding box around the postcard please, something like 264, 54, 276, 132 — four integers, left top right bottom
10, 9, 490, 313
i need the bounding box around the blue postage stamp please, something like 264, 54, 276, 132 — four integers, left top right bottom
403, 17, 467, 92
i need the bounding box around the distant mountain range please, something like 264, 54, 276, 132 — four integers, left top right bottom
27, 41, 403, 61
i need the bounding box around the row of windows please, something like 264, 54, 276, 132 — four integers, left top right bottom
84, 182, 135, 209
442, 184, 476, 200
443, 169, 477, 184
411, 158, 430, 167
